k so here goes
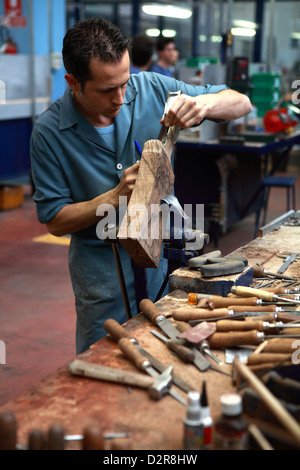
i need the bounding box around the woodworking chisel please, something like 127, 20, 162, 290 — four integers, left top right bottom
231, 285, 300, 305
139, 298, 211, 372
118, 337, 187, 405
104, 318, 194, 393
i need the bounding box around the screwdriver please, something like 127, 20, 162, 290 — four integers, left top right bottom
231, 285, 300, 305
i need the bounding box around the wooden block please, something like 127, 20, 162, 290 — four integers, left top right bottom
169, 265, 254, 296
118, 127, 177, 268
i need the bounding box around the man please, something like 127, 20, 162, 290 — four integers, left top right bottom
150, 37, 178, 77
30, 17, 251, 355
130, 34, 154, 74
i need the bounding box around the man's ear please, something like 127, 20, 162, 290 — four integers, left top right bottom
65, 74, 81, 92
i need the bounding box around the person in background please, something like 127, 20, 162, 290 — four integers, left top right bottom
130, 34, 154, 74
30, 17, 252, 355
150, 37, 177, 77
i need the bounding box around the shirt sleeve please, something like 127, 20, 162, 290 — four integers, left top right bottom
30, 123, 75, 224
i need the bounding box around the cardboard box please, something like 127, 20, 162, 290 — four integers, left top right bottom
0, 185, 24, 210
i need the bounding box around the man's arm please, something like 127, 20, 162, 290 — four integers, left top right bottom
46, 161, 140, 237
163, 89, 252, 129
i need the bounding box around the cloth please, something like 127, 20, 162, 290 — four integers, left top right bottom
149, 63, 174, 77
30, 71, 228, 354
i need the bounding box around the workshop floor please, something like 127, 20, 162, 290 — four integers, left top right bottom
1, 150, 300, 407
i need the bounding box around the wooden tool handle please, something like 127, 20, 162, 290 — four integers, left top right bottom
231, 286, 274, 302
175, 321, 191, 332
245, 313, 276, 322
216, 320, 264, 332
247, 353, 291, 365
230, 305, 277, 312
104, 319, 130, 341
173, 307, 230, 321
263, 338, 296, 354
233, 359, 300, 447
280, 327, 300, 335
68, 359, 153, 388
253, 265, 266, 277
277, 312, 300, 323
211, 297, 259, 308
167, 341, 195, 363
118, 337, 147, 371
207, 330, 261, 348
140, 298, 161, 324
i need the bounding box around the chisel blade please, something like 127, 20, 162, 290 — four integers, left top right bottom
140, 299, 213, 372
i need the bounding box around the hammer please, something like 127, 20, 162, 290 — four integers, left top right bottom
68, 359, 173, 401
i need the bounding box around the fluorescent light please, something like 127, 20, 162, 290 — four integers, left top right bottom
162, 29, 176, 38
233, 20, 257, 29
231, 27, 256, 37
291, 32, 300, 40
142, 4, 192, 19
146, 28, 160, 37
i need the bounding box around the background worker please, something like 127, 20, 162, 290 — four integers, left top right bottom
150, 37, 178, 77
130, 34, 154, 74
30, 17, 251, 355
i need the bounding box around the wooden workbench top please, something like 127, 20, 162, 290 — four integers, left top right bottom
1, 223, 299, 451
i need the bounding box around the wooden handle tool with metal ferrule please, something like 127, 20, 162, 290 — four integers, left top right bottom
231, 286, 275, 301
207, 330, 262, 348
173, 307, 232, 321
233, 359, 300, 447
104, 318, 131, 341
118, 337, 149, 371
139, 298, 162, 324
215, 319, 266, 332
247, 353, 291, 365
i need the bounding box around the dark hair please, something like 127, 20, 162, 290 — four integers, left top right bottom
131, 35, 154, 67
62, 17, 131, 85
156, 37, 175, 52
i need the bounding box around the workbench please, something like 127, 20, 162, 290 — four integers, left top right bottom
1, 220, 300, 452
174, 130, 300, 242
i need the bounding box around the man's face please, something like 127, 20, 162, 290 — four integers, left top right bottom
160, 42, 176, 66
67, 51, 130, 125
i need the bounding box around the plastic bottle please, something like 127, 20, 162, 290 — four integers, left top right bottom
200, 381, 213, 450
183, 391, 203, 450
213, 393, 249, 450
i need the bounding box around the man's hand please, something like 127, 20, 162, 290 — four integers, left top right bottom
111, 161, 140, 204
162, 89, 252, 129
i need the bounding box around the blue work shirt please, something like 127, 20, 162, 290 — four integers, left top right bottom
149, 63, 174, 77
30, 71, 228, 354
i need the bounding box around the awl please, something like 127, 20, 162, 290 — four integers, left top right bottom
104, 319, 194, 393
118, 337, 187, 406
140, 298, 211, 371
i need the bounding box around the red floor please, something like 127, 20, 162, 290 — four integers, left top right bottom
0, 155, 300, 406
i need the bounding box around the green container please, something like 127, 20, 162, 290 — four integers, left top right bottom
250, 72, 281, 89
186, 56, 218, 70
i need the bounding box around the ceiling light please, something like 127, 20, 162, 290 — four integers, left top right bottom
146, 28, 160, 37
142, 4, 192, 19
291, 32, 300, 40
233, 20, 257, 29
162, 29, 176, 38
231, 28, 256, 37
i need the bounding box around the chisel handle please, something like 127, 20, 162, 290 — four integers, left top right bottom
209, 297, 259, 308
140, 298, 162, 324
229, 305, 277, 312
173, 307, 230, 321
166, 340, 195, 363
104, 318, 131, 341
247, 353, 291, 365
231, 286, 274, 302
118, 337, 148, 371
207, 330, 261, 348
215, 320, 265, 332
263, 338, 297, 354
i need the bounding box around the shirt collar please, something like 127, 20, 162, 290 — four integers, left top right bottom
59, 81, 138, 131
